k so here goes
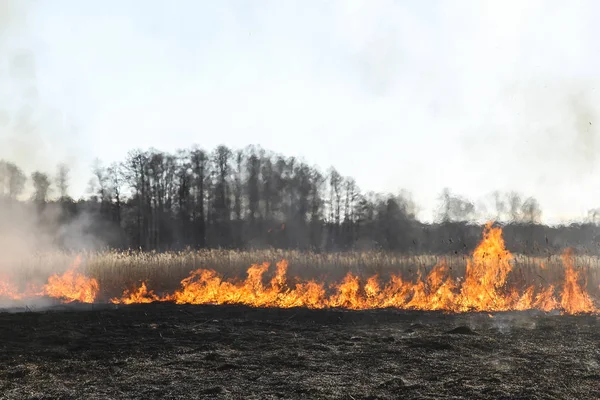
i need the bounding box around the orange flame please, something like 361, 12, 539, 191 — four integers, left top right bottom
110, 281, 159, 305
457, 223, 514, 311
559, 249, 595, 314
1, 224, 598, 314
0, 276, 25, 300
0, 256, 99, 304
43, 256, 99, 303
111, 223, 599, 314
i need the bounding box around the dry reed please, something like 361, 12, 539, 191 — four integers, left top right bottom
2, 249, 599, 301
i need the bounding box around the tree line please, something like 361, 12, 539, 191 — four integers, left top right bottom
1, 145, 600, 255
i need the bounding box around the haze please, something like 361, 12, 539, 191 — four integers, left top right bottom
1, 0, 600, 224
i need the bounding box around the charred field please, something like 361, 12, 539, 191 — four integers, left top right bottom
1, 302, 599, 400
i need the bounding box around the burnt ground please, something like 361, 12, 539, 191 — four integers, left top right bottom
0, 304, 599, 400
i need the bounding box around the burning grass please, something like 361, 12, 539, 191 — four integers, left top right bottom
1, 223, 600, 314
0, 255, 99, 304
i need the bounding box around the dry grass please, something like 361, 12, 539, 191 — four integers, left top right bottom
3, 249, 600, 301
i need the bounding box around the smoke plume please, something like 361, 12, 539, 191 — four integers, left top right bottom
0, 1, 83, 196
0, 1, 103, 307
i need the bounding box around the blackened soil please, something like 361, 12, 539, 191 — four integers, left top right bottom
0, 303, 599, 399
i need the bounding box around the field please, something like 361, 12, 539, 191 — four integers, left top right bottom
2, 229, 600, 399
1, 303, 599, 399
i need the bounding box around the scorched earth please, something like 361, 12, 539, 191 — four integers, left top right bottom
0, 304, 599, 399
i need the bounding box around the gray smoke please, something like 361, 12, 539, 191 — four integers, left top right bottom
0, 1, 84, 196
0, 1, 103, 307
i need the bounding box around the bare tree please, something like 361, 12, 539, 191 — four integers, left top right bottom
521, 197, 542, 224
212, 145, 232, 247
437, 188, 475, 222
507, 191, 522, 222
327, 167, 343, 248
107, 162, 123, 224
587, 208, 600, 225
492, 190, 506, 221
190, 147, 208, 247
0, 161, 26, 199
245, 146, 261, 231
92, 159, 110, 205
31, 171, 51, 204
55, 163, 70, 199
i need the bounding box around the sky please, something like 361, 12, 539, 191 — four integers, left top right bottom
1, 0, 600, 224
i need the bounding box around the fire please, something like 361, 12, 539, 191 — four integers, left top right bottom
0, 276, 24, 300
43, 256, 99, 303
457, 223, 514, 311
161, 260, 329, 308
406, 261, 457, 310
1, 224, 598, 314
0, 256, 99, 304
559, 249, 596, 314
110, 281, 159, 305
111, 223, 599, 314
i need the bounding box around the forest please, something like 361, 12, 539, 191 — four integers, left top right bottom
1, 144, 599, 255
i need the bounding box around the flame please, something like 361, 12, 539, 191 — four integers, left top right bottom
533, 285, 559, 312
111, 223, 599, 314
157, 260, 329, 309
408, 261, 457, 311
559, 249, 595, 314
43, 256, 99, 303
110, 281, 159, 305
1, 224, 598, 314
0, 256, 99, 304
0, 276, 24, 300
457, 222, 514, 311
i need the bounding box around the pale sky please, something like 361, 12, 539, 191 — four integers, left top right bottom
2, 0, 600, 224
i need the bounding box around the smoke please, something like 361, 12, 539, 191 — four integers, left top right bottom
0, 2, 104, 308
0, 0, 86, 189
457, 78, 600, 224
568, 88, 597, 172
0, 1, 23, 38
508, 82, 599, 182
0, 197, 107, 310
0, 0, 83, 196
